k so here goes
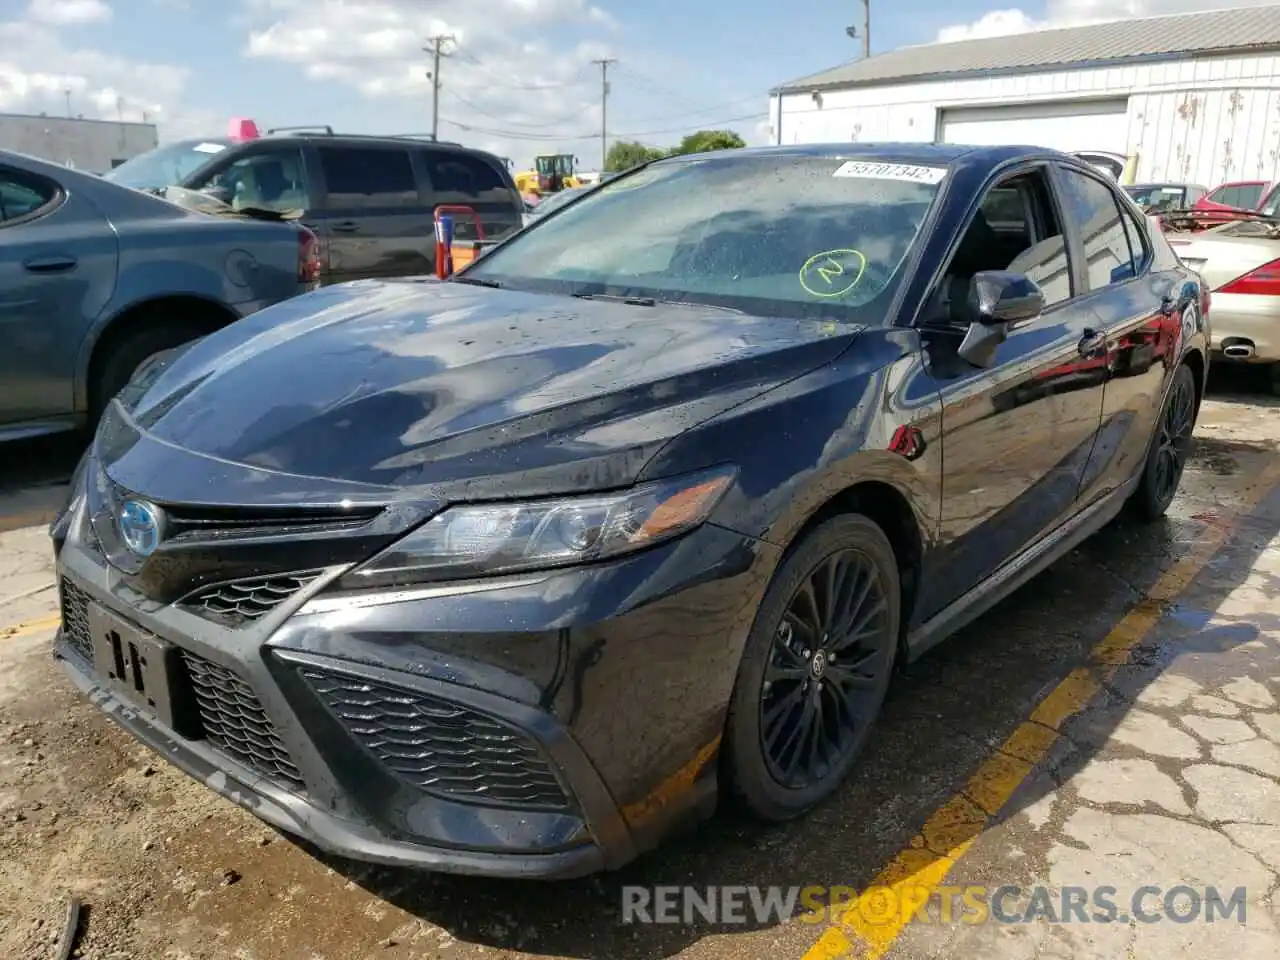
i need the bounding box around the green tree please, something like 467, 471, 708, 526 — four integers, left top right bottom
605, 140, 667, 173
670, 129, 746, 156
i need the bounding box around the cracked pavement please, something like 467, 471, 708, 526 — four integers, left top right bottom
0, 379, 1277, 960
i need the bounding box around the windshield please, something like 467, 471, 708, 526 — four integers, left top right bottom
103, 139, 231, 191
536, 155, 573, 176
1125, 184, 1187, 213
529, 187, 586, 218
1261, 184, 1280, 218
463, 154, 944, 320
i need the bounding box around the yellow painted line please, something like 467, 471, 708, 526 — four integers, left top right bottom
804, 459, 1280, 960
1, 612, 61, 641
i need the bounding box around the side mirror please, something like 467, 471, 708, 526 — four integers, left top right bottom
958, 270, 1045, 368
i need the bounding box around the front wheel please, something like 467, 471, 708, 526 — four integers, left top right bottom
89, 323, 205, 424
723, 514, 900, 821
1129, 362, 1198, 521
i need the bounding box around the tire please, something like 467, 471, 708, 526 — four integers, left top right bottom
723, 513, 900, 821
1269, 363, 1280, 398
1128, 362, 1198, 522
90, 323, 204, 423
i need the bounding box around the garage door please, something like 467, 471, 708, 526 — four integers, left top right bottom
939, 99, 1130, 153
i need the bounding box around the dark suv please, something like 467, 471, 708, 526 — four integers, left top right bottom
104, 130, 524, 284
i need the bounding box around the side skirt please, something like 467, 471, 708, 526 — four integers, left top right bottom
904, 468, 1140, 662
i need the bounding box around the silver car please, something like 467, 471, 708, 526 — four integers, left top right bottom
1166, 206, 1280, 393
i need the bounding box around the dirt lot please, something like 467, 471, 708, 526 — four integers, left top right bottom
1, 369, 1278, 960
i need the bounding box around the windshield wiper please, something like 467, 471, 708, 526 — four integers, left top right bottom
450, 275, 501, 288
571, 291, 656, 306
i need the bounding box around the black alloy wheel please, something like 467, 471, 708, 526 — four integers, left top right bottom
761, 549, 890, 789
724, 514, 899, 821
1131, 362, 1198, 521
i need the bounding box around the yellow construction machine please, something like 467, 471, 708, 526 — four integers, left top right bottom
515, 153, 582, 197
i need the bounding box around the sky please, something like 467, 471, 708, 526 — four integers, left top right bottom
1, 0, 1277, 170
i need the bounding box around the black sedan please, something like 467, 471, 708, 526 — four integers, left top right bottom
50, 143, 1209, 879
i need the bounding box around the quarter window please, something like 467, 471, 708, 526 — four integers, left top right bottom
319, 147, 418, 208
423, 152, 510, 204
0, 170, 57, 224
1057, 169, 1136, 289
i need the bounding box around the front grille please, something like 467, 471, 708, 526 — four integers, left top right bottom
59, 579, 94, 663
181, 572, 323, 627
182, 653, 305, 792
301, 667, 570, 810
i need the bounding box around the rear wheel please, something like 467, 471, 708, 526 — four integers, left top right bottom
90, 323, 204, 424
1129, 362, 1198, 521
724, 514, 899, 821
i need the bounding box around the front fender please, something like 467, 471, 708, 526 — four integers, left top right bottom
638, 327, 943, 558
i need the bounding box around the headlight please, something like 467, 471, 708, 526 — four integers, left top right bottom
338, 466, 736, 589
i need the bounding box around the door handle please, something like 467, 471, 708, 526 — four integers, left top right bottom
23, 255, 77, 273
330, 221, 359, 233
1078, 328, 1108, 357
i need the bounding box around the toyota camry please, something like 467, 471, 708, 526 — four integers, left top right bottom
51, 143, 1209, 878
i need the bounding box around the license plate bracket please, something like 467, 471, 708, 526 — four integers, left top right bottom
87, 602, 186, 730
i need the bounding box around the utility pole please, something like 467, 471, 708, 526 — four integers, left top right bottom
424, 34, 455, 141
592, 57, 616, 172
845, 0, 870, 59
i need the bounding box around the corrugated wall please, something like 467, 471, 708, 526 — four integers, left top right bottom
0, 114, 158, 174
773, 52, 1280, 185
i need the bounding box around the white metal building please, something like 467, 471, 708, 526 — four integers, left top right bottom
0, 112, 158, 174
769, 5, 1280, 186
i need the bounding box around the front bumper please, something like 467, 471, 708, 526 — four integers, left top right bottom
54, 499, 776, 878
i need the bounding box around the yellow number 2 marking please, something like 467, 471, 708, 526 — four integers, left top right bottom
799, 248, 867, 299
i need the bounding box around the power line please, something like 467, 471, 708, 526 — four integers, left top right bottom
612, 64, 768, 124
451, 47, 589, 91
439, 118, 592, 141
424, 34, 456, 141
441, 108, 768, 144
443, 89, 595, 129
591, 57, 616, 171
613, 111, 767, 138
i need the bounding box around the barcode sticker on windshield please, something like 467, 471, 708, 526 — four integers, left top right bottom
832, 161, 947, 184
193, 142, 226, 154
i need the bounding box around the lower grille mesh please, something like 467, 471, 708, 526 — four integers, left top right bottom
182, 653, 305, 792
59, 580, 95, 663
301, 667, 569, 809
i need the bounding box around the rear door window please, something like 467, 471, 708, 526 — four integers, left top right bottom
1206, 183, 1265, 209
319, 147, 418, 208
0, 168, 58, 224
1057, 168, 1138, 288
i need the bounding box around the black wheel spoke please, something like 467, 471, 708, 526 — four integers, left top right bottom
758, 545, 893, 791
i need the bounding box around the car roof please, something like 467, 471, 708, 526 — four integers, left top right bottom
654, 141, 1074, 168
211, 133, 510, 167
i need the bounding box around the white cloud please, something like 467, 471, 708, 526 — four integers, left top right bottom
239, 0, 620, 167
937, 0, 1280, 43
0, 17, 189, 130
25, 0, 112, 25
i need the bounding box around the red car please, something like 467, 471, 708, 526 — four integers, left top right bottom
1193, 179, 1279, 223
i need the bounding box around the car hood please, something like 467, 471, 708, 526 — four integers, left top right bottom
107, 279, 862, 501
